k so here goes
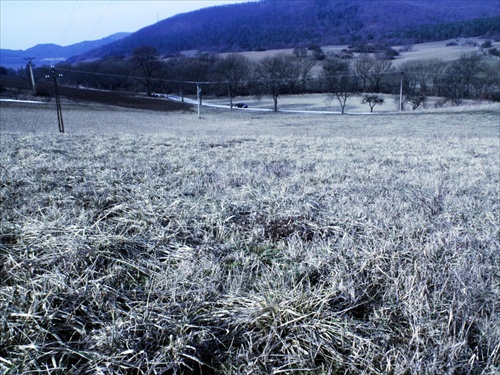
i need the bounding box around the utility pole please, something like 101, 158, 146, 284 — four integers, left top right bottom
197, 83, 202, 119
46, 66, 65, 133
399, 71, 404, 112
24, 57, 36, 94
228, 81, 233, 109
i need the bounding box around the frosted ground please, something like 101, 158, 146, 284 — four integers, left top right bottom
1, 89, 499, 374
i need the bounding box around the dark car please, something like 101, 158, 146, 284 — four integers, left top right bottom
235, 103, 248, 108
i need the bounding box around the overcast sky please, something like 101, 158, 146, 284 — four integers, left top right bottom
1, 0, 253, 51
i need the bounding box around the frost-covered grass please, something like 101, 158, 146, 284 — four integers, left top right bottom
1, 104, 499, 374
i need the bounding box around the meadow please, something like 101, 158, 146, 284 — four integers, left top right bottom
1, 100, 499, 374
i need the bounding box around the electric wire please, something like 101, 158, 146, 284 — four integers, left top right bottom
85, 1, 113, 41
61, 0, 83, 46
56, 66, 474, 87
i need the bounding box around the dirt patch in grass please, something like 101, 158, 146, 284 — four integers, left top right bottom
0, 85, 192, 112
57, 86, 192, 112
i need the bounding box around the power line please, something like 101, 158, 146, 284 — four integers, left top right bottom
85, 1, 112, 41
61, 0, 83, 46
56, 64, 492, 92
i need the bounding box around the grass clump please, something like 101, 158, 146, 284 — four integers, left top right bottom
1, 123, 499, 374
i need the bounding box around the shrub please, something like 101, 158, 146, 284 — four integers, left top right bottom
398, 44, 414, 52
481, 40, 493, 48
488, 47, 500, 57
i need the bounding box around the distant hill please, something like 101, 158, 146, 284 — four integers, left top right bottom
70, 0, 500, 62
0, 33, 130, 70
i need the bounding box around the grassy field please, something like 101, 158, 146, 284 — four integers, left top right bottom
218, 37, 498, 65
1, 99, 499, 374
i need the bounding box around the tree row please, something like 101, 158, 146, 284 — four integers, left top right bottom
3, 45, 499, 112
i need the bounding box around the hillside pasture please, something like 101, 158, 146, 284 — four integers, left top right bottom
1, 101, 499, 374
391, 37, 499, 66
218, 38, 496, 64
218, 37, 500, 74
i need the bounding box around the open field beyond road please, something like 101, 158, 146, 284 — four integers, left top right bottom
1, 98, 499, 137
1, 101, 499, 374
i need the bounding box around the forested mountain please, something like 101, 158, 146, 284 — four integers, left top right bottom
70, 0, 499, 62
0, 33, 130, 70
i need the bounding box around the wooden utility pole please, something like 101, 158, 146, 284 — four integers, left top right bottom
399, 71, 404, 112
24, 57, 36, 94
46, 66, 65, 133
197, 83, 202, 119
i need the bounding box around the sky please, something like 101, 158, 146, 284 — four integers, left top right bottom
0, 0, 253, 51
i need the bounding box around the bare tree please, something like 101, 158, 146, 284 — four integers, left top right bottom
452, 53, 486, 98
355, 54, 392, 93
183, 54, 221, 84
440, 53, 486, 105
292, 54, 316, 93
132, 45, 161, 96
174, 54, 221, 102
401, 60, 428, 97
163, 56, 189, 100
362, 94, 384, 112
215, 54, 252, 109
321, 58, 359, 114
405, 94, 427, 110
257, 53, 300, 112
472, 61, 500, 101
401, 58, 446, 98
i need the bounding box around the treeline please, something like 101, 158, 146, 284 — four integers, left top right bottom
3, 45, 499, 111
390, 16, 500, 44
